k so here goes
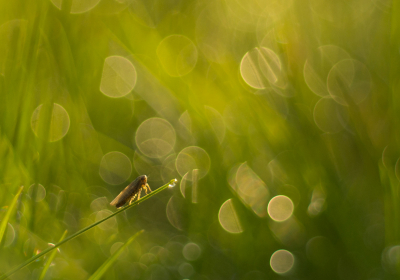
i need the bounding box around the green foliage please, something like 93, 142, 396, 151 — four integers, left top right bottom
0, 0, 399, 279
0, 179, 174, 279
0, 186, 23, 245
88, 230, 144, 280
39, 230, 67, 280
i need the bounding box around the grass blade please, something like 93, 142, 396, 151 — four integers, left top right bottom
0, 186, 24, 245
0, 178, 177, 280
38, 230, 68, 280
88, 230, 144, 280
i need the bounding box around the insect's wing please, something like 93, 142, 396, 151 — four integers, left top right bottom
110, 184, 132, 207
110, 176, 142, 208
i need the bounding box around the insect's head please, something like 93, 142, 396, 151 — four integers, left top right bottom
139, 175, 147, 184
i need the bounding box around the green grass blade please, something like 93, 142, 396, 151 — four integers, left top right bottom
0, 186, 24, 245
38, 230, 68, 280
0, 179, 177, 280
88, 230, 144, 280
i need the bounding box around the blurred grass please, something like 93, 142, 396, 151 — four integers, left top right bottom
88, 230, 144, 280
38, 230, 67, 280
0, 186, 23, 245
0, 179, 174, 279
0, 0, 398, 279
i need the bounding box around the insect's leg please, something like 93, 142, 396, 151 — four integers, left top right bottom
129, 193, 138, 205
137, 189, 141, 201
145, 183, 152, 194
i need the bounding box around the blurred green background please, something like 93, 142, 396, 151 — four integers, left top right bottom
0, 0, 399, 279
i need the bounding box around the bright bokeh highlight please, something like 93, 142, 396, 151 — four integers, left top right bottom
100, 56, 137, 98
218, 199, 243, 234
231, 162, 269, 217
99, 151, 132, 185
327, 59, 371, 106
270, 249, 294, 274
176, 146, 210, 180
157, 35, 198, 77
135, 118, 176, 158
268, 195, 294, 222
31, 103, 70, 142
240, 47, 282, 89
304, 45, 351, 97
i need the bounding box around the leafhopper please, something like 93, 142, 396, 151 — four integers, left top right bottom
110, 175, 152, 208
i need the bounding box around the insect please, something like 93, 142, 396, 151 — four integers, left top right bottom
110, 175, 152, 208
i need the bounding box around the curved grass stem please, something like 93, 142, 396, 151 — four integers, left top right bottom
0, 178, 177, 280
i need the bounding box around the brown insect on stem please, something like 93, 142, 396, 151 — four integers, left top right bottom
110, 175, 152, 208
